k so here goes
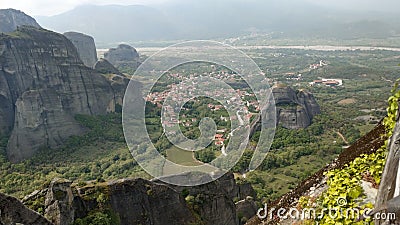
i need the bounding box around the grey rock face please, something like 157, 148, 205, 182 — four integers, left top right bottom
107, 179, 197, 225
24, 173, 251, 225
0, 26, 118, 162
40, 178, 197, 225
63, 31, 98, 68
236, 198, 258, 224
154, 172, 253, 225
7, 89, 87, 161
94, 58, 122, 75
45, 179, 75, 225
0, 79, 13, 136
249, 85, 320, 140
251, 85, 320, 133
104, 44, 140, 69
0, 9, 41, 33
0, 192, 53, 225
273, 85, 320, 129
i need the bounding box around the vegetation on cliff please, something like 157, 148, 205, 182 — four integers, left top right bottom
298, 80, 399, 225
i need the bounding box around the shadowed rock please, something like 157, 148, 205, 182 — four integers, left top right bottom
0, 192, 53, 225
94, 58, 122, 75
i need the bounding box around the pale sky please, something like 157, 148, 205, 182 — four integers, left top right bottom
0, 0, 168, 16
1, 0, 399, 17
304, 0, 400, 12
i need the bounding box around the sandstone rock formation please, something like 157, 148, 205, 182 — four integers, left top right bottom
236, 197, 258, 224
45, 179, 75, 225
154, 172, 256, 225
0, 9, 41, 33
41, 178, 198, 225
0, 26, 122, 162
273, 84, 320, 129
251, 84, 320, 133
0, 192, 53, 225
94, 59, 132, 110
104, 44, 140, 70
94, 58, 122, 75
21, 172, 254, 225
63, 31, 98, 68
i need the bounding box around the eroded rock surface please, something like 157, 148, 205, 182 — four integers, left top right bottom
251, 84, 321, 133
94, 58, 122, 75
0, 9, 41, 33
104, 44, 140, 70
63, 31, 98, 68
21, 172, 253, 225
273, 85, 320, 129
0, 192, 53, 225
0, 26, 120, 162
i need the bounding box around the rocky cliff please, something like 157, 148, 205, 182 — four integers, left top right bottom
153, 172, 256, 225
251, 84, 320, 134
0, 192, 53, 225
94, 58, 122, 75
104, 44, 140, 70
273, 84, 320, 129
0, 26, 121, 162
63, 31, 98, 68
17, 172, 254, 225
0, 9, 41, 33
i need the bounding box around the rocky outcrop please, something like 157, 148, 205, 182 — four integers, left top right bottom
45, 179, 75, 225
236, 197, 258, 224
251, 84, 320, 133
94, 58, 129, 107
104, 44, 140, 70
273, 84, 320, 129
63, 31, 98, 68
108, 74, 131, 108
39, 178, 197, 225
108, 179, 197, 225
0, 26, 120, 162
94, 58, 122, 75
22, 172, 254, 225
154, 172, 256, 225
0, 9, 41, 33
0, 192, 53, 225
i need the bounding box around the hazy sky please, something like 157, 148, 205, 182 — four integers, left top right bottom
1, 0, 399, 16
0, 0, 168, 16
304, 0, 400, 12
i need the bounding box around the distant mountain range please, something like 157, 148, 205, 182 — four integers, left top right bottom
34, 0, 400, 45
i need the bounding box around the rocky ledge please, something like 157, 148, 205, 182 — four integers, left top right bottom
1, 172, 257, 225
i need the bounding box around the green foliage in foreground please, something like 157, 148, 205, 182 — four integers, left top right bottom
73, 209, 121, 225
299, 80, 400, 225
